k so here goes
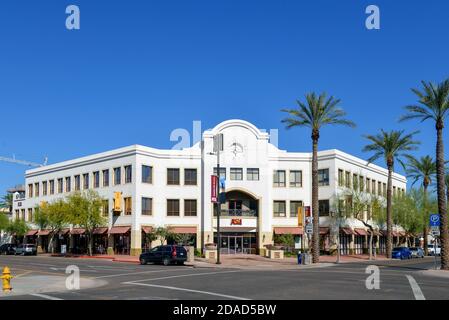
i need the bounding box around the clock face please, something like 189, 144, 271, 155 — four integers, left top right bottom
229, 142, 244, 158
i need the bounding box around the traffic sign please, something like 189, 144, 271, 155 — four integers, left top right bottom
305, 224, 313, 235
429, 214, 440, 227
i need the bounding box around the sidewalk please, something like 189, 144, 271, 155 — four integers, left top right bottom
44, 253, 389, 269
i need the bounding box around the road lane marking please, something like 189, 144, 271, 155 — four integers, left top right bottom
122, 282, 250, 300
15, 271, 33, 278
406, 275, 426, 300
30, 293, 63, 300
93, 268, 187, 279
129, 270, 241, 283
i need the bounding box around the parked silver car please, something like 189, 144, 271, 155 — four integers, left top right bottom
410, 247, 424, 258
15, 244, 37, 256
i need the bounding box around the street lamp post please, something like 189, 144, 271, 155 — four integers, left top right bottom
210, 133, 223, 265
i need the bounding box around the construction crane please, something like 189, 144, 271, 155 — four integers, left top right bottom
0, 154, 48, 167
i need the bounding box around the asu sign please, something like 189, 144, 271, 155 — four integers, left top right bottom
231, 219, 242, 226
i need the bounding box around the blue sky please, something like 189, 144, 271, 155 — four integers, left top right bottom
1, 0, 448, 194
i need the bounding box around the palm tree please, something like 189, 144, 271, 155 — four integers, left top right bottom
445, 173, 449, 205
400, 79, 449, 270
363, 130, 420, 258
0, 193, 13, 213
281, 92, 356, 263
406, 156, 436, 255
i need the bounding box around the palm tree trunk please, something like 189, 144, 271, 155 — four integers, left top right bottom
386, 164, 393, 259
423, 184, 429, 256
436, 124, 448, 270
311, 135, 320, 263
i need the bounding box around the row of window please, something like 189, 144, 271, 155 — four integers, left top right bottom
28, 165, 133, 198
337, 169, 405, 197
273, 200, 330, 217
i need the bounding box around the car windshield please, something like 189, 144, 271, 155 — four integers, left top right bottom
393, 247, 403, 251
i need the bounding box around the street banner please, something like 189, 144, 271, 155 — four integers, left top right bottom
211, 175, 218, 203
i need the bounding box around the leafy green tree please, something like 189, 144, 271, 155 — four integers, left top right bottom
38, 200, 70, 253
362, 129, 420, 258
400, 79, 449, 270
281, 92, 356, 263
6, 219, 29, 244
154, 226, 174, 245
337, 181, 385, 260
145, 232, 158, 249
406, 156, 436, 254
0, 213, 9, 233
66, 190, 106, 256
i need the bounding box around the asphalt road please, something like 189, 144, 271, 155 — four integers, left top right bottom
0, 255, 447, 300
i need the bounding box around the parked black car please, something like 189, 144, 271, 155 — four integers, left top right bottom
0, 243, 17, 255
139, 245, 187, 266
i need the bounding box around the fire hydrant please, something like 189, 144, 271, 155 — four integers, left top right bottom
1, 266, 13, 292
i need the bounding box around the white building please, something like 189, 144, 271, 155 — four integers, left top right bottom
12, 119, 407, 256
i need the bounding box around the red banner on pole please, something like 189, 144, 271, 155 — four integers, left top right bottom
211, 175, 218, 203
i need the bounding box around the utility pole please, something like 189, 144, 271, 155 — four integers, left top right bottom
210, 133, 223, 265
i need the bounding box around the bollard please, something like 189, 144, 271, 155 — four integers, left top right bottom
1, 266, 13, 292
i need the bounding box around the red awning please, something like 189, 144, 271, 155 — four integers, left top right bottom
70, 228, 86, 235
170, 226, 197, 234
341, 227, 354, 235
142, 226, 153, 234
26, 230, 38, 236
93, 227, 108, 235
109, 226, 131, 234
319, 227, 329, 235
273, 227, 303, 235
354, 228, 368, 236
37, 230, 51, 236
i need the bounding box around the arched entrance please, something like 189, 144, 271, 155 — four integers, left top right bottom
213, 189, 259, 254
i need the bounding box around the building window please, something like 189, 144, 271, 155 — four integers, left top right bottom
103, 169, 109, 187
318, 169, 330, 186
65, 177, 71, 193
167, 199, 180, 216
383, 183, 387, 197
359, 176, 364, 192
93, 171, 100, 188
74, 175, 80, 191
42, 181, 48, 196
230, 168, 243, 181
125, 165, 132, 184
124, 197, 132, 215
319, 200, 330, 216
273, 201, 286, 217
289, 170, 302, 187
290, 201, 303, 217
142, 165, 153, 184
352, 174, 358, 190
28, 184, 33, 198
28, 208, 33, 222
273, 170, 286, 187
345, 171, 351, 188
372, 180, 376, 195
184, 169, 197, 185
49, 180, 55, 195
21, 209, 25, 220
142, 197, 152, 216
57, 178, 63, 194
34, 183, 39, 197
184, 199, 197, 216
15, 210, 19, 220
213, 167, 226, 179
114, 167, 121, 185
378, 181, 382, 196
167, 168, 180, 185
101, 200, 109, 217
247, 168, 259, 181
338, 169, 344, 187
366, 178, 371, 193
83, 174, 89, 190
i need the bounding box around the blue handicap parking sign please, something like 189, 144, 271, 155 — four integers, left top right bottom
429, 214, 440, 227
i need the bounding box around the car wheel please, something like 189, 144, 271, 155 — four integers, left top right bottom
140, 258, 147, 265
163, 258, 170, 266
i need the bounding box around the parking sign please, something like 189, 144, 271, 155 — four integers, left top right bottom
429, 214, 440, 227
